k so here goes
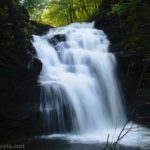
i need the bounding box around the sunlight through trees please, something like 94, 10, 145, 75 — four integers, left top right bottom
23, 0, 101, 26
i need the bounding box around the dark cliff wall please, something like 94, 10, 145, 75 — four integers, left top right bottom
0, 0, 51, 141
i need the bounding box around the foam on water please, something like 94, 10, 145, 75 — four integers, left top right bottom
37, 123, 150, 149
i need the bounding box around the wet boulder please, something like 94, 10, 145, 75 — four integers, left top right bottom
48, 34, 66, 46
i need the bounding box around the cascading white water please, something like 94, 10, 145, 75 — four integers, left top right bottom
32, 22, 127, 134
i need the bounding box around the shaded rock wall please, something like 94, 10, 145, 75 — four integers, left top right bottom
0, 0, 51, 141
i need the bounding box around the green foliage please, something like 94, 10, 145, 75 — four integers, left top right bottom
108, 0, 141, 16
108, 0, 150, 62
23, 0, 101, 26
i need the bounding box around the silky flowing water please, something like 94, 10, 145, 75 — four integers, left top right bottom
32, 22, 150, 150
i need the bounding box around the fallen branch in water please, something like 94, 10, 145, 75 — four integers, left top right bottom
103, 121, 134, 150
103, 134, 110, 150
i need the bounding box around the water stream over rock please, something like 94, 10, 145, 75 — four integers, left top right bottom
33, 22, 126, 134
32, 22, 150, 149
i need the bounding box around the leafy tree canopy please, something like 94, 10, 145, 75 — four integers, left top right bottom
23, 0, 101, 26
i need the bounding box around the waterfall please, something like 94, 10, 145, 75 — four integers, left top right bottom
32, 22, 127, 134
